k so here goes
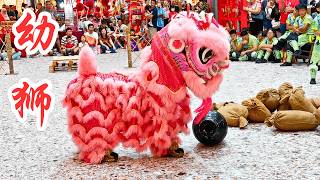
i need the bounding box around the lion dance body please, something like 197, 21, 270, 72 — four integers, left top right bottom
63, 12, 230, 164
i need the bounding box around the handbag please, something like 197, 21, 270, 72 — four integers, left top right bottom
251, 2, 264, 21
271, 20, 280, 29
252, 11, 264, 21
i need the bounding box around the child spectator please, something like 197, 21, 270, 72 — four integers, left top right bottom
229, 30, 242, 61
256, 29, 281, 63
78, 35, 88, 50
239, 28, 259, 61
64, 36, 76, 55
310, 2, 320, 84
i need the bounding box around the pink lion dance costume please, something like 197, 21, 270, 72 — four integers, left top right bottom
63, 11, 230, 164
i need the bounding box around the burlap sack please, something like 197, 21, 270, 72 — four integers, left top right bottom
242, 98, 271, 123
310, 98, 320, 109
217, 103, 249, 128
256, 88, 280, 112
265, 110, 319, 131
213, 102, 229, 110
278, 82, 293, 111
288, 87, 317, 113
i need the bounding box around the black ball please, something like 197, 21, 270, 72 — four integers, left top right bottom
192, 111, 228, 146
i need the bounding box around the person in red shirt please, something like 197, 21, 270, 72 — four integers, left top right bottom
35, 2, 43, 18
278, 0, 299, 35
168, 5, 178, 21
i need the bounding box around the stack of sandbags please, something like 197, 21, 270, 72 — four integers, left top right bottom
242, 98, 271, 123
265, 110, 319, 131
256, 88, 280, 112
277, 82, 293, 111
310, 97, 320, 109
217, 102, 249, 128
287, 87, 320, 121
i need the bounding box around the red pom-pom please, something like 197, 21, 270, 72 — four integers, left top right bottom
76, 3, 84, 11
102, 8, 109, 17
85, 0, 94, 8
94, 12, 101, 18
101, 0, 109, 7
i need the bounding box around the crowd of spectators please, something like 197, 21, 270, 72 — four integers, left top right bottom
0, 0, 209, 57
230, 1, 320, 84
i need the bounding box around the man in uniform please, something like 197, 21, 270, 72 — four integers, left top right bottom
239, 28, 259, 61
229, 30, 243, 61
256, 29, 281, 63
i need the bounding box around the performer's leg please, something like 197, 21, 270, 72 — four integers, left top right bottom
256, 50, 264, 59
239, 54, 249, 61
310, 42, 320, 84
273, 50, 281, 63
249, 51, 257, 61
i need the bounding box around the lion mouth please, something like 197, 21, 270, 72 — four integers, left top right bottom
198, 47, 214, 64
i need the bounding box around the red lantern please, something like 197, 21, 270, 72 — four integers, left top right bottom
85, 0, 94, 9
101, 0, 109, 7
94, 12, 101, 18
103, 8, 109, 17
76, 3, 85, 11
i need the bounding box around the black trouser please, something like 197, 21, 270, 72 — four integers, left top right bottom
101, 45, 116, 53
249, 20, 263, 36
157, 27, 163, 31
273, 33, 299, 51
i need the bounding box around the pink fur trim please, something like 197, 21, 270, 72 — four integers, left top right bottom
78, 47, 97, 76
182, 71, 223, 99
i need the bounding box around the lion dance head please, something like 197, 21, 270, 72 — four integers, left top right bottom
142, 11, 230, 123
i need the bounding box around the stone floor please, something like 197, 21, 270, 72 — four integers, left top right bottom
0, 51, 319, 179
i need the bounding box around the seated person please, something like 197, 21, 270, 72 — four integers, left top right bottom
61, 27, 79, 55
0, 48, 21, 60
229, 29, 242, 61
63, 36, 78, 55
238, 28, 259, 61
139, 21, 151, 48
78, 35, 89, 50
281, 4, 314, 66
115, 20, 127, 47
99, 28, 117, 53
83, 15, 94, 31
84, 24, 99, 54
273, 5, 299, 64
130, 30, 140, 51
257, 31, 266, 45
256, 29, 281, 63
310, 2, 320, 84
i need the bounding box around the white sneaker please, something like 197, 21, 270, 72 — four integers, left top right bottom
148, 22, 153, 27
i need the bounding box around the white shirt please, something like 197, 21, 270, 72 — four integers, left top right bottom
83, 20, 94, 30
118, 24, 128, 33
